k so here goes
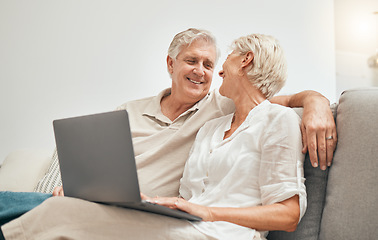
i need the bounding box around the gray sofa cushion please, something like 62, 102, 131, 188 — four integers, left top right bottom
319, 88, 378, 239
268, 105, 336, 240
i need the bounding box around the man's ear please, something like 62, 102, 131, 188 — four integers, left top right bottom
241, 51, 254, 68
167, 55, 174, 74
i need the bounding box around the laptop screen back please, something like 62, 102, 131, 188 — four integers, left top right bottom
53, 110, 141, 203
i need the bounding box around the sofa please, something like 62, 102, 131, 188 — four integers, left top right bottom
0, 88, 377, 240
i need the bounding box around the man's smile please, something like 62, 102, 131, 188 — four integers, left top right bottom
187, 77, 203, 84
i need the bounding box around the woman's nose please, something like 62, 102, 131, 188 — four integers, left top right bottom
219, 70, 224, 77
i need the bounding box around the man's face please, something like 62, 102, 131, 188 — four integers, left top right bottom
167, 39, 216, 105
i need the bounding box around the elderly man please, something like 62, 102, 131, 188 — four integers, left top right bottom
1, 28, 336, 239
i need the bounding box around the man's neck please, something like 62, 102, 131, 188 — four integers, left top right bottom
160, 94, 197, 121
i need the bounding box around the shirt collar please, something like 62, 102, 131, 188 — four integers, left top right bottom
142, 88, 211, 123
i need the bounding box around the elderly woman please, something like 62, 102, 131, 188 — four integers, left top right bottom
1, 33, 305, 240
141, 33, 306, 239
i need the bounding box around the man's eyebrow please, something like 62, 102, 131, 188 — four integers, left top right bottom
183, 56, 197, 60
205, 59, 214, 65
182, 56, 214, 65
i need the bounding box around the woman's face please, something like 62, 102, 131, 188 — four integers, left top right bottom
218, 51, 244, 97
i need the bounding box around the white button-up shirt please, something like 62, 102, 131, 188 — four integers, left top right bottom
180, 100, 307, 240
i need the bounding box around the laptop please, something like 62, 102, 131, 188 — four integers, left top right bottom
53, 110, 201, 221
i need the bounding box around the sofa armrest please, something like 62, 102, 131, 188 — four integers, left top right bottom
0, 149, 53, 192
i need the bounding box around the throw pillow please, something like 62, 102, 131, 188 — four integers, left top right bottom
34, 149, 62, 193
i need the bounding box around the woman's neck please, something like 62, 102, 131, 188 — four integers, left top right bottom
232, 82, 266, 124
224, 80, 266, 140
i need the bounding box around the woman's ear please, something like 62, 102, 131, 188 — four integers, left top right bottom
167, 55, 174, 74
241, 51, 254, 68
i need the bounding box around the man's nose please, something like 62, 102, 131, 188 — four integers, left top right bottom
193, 64, 205, 77
219, 70, 224, 77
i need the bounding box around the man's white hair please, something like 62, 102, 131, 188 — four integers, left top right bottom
231, 34, 288, 99
168, 28, 220, 64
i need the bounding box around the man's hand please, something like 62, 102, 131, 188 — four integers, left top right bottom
53, 186, 65, 196
300, 96, 337, 170
271, 91, 337, 170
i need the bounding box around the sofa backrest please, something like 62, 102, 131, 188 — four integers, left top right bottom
268, 87, 378, 240
319, 88, 378, 239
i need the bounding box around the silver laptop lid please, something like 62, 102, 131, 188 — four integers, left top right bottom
53, 110, 141, 203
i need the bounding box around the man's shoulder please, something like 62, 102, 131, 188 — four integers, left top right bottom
116, 88, 170, 111
116, 95, 155, 110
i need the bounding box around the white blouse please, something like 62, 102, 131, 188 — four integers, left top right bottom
179, 100, 307, 240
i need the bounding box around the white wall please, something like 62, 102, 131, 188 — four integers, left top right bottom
334, 0, 378, 97
0, 0, 336, 164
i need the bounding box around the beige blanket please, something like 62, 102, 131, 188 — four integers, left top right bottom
2, 197, 212, 240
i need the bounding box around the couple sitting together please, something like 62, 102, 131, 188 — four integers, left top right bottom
0, 28, 337, 240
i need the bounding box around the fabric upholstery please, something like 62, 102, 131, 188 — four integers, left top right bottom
0, 191, 51, 225
319, 88, 378, 239
0, 149, 52, 192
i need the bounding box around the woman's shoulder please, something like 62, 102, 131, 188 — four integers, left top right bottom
265, 101, 301, 123
259, 102, 302, 146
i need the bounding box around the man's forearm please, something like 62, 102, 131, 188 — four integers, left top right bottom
271, 90, 330, 108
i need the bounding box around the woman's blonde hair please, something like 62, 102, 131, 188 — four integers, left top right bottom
231, 34, 287, 99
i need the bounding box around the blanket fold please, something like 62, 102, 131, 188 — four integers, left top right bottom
0, 191, 52, 226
